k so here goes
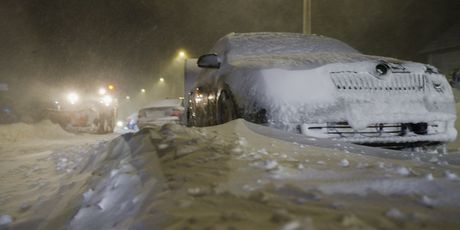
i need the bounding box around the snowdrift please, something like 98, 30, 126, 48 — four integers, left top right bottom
0, 120, 75, 142
54, 121, 460, 228
3, 119, 460, 229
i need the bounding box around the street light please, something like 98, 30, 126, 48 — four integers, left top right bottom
160, 77, 164, 82
141, 88, 146, 93
177, 50, 187, 61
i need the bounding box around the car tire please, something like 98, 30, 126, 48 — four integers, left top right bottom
217, 90, 236, 124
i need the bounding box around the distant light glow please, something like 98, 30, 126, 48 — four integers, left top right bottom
141, 89, 146, 93
101, 95, 113, 106
176, 50, 187, 61
108, 84, 115, 90
67, 92, 79, 105
195, 94, 203, 103
116, 121, 123, 127
160, 78, 164, 82
98, 88, 107, 95
126, 96, 130, 100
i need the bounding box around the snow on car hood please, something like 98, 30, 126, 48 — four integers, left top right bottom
226, 59, 456, 140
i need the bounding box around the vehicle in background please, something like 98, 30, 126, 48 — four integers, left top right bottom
137, 99, 184, 129
187, 32, 457, 149
0, 97, 18, 124
46, 87, 118, 134
126, 113, 138, 130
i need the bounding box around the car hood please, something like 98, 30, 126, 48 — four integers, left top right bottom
227, 52, 403, 70
224, 56, 455, 134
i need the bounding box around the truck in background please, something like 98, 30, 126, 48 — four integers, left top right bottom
46, 87, 118, 134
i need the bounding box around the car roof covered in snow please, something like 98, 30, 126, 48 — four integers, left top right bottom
214, 32, 360, 57
210, 32, 402, 69
141, 99, 183, 110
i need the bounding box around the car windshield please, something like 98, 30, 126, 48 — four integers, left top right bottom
225, 33, 360, 58
139, 107, 176, 119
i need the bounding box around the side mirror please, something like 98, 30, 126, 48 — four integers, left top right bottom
197, 54, 221, 69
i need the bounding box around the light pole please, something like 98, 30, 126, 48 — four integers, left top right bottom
303, 0, 311, 34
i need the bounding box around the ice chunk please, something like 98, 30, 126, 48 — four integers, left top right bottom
0, 215, 12, 227
158, 143, 169, 150
444, 171, 458, 180
338, 159, 349, 167
425, 173, 434, 181
385, 208, 405, 219
110, 169, 119, 178
421, 195, 436, 208
263, 160, 279, 170
396, 167, 410, 176
83, 189, 94, 202
238, 137, 248, 146
257, 148, 269, 155
231, 147, 243, 153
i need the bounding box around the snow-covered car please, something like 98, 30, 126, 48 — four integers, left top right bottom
187, 32, 457, 148
137, 99, 184, 129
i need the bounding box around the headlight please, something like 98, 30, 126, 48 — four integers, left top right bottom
67, 92, 79, 105
98, 88, 107, 95
375, 62, 390, 76
101, 95, 113, 106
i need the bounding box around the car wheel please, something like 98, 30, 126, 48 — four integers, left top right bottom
186, 108, 194, 127
217, 90, 236, 124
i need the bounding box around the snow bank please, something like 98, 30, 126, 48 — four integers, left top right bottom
0, 120, 74, 142
3, 119, 460, 229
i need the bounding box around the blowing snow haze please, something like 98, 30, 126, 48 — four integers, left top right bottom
0, 0, 459, 103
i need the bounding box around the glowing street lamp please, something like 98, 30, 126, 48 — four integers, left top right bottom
176, 50, 187, 61
108, 84, 115, 90
160, 77, 164, 83
141, 88, 146, 93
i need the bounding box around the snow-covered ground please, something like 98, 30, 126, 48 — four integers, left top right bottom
1, 119, 460, 229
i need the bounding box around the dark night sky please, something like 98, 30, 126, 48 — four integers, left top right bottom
1, 0, 459, 101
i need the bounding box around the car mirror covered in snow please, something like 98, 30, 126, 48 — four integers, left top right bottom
197, 53, 221, 69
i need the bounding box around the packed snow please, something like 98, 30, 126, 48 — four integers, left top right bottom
1, 119, 460, 229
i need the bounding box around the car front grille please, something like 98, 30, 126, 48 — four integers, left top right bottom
307, 122, 404, 137
330, 72, 425, 92
300, 122, 443, 139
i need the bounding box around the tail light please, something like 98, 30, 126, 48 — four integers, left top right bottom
169, 109, 181, 117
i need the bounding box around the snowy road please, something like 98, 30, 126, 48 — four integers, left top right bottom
1, 120, 460, 229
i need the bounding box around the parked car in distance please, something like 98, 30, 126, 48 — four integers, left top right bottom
137, 99, 184, 129
187, 32, 457, 149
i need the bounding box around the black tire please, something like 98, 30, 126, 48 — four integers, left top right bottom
217, 91, 236, 124
186, 108, 194, 127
